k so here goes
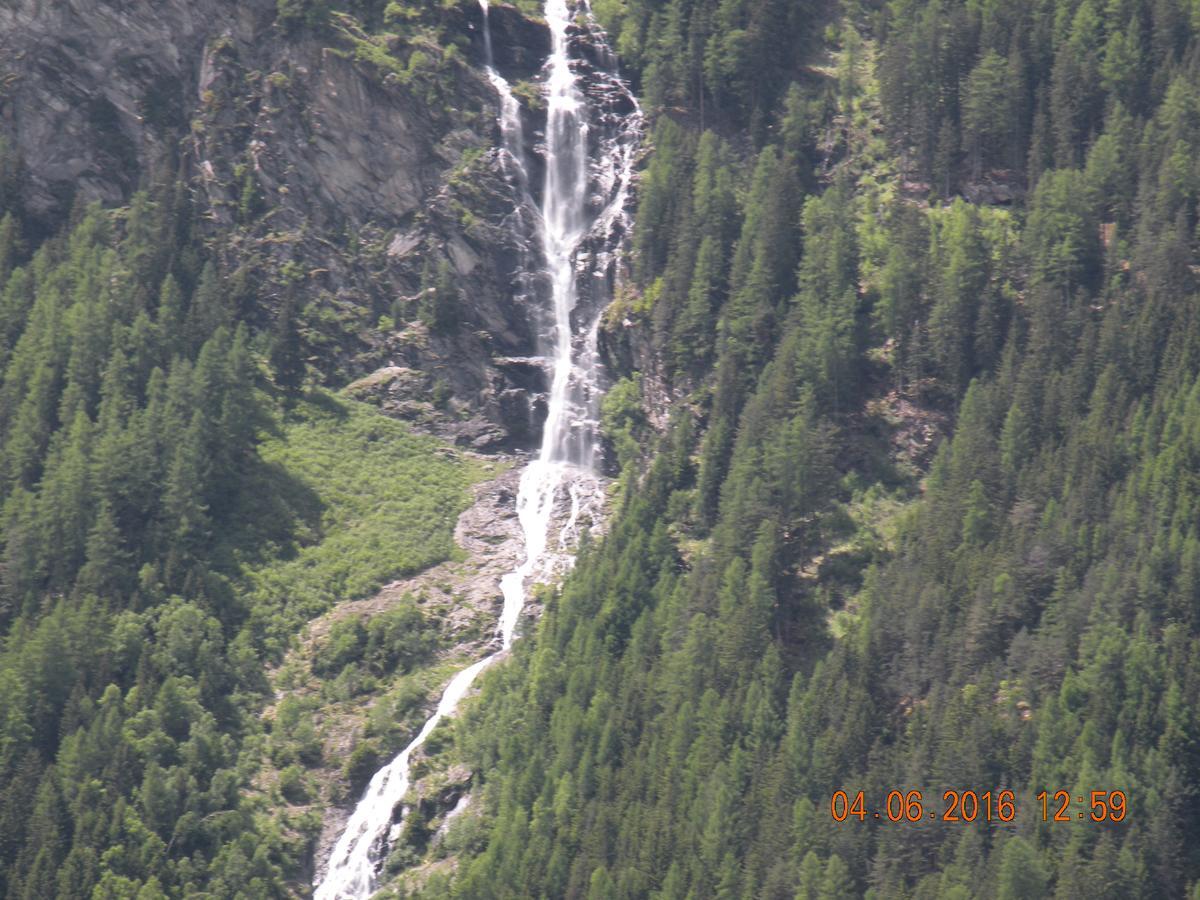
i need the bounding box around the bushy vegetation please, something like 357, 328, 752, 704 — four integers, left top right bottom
246, 394, 478, 653
312, 601, 440, 680
276, 0, 332, 31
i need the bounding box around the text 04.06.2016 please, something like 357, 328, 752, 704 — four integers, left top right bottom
830, 789, 1128, 823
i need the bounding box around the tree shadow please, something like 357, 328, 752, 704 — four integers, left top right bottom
215, 453, 325, 572
304, 388, 352, 421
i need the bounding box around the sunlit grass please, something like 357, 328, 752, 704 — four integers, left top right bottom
244, 390, 485, 654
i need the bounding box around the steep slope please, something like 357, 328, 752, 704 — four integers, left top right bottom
0, 0, 553, 443
419, 0, 1200, 897
0, 1, 577, 897
0, 189, 491, 895
312, 1, 641, 896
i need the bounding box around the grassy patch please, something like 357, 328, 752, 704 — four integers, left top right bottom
823, 479, 915, 637
245, 391, 484, 654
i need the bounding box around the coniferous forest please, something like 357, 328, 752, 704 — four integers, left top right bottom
4, 0, 1200, 897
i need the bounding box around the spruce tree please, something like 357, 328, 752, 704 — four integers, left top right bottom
269, 296, 305, 403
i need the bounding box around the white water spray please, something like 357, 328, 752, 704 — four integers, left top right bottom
314, 3, 639, 897
479, 2, 529, 194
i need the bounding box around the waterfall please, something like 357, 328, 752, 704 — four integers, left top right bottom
313, 3, 640, 898
479, 1, 529, 197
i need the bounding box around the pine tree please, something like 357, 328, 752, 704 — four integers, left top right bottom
818, 854, 855, 900
962, 50, 1013, 180
162, 412, 212, 593
12, 769, 66, 900
34, 408, 93, 590
156, 274, 185, 362
420, 256, 460, 334
0, 213, 19, 286
996, 837, 1049, 900
184, 262, 229, 354
269, 296, 305, 403
75, 499, 131, 599
672, 236, 724, 375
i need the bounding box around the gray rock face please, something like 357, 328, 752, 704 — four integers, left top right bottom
0, 0, 273, 223
0, 0, 556, 446
463, 1, 551, 79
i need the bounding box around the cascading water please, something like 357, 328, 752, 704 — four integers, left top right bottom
314, 3, 639, 898
479, 1, 529, 197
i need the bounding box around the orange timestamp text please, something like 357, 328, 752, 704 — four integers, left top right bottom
830, 789, 1128, 823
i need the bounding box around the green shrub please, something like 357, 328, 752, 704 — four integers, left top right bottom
600, 374, 646, 470
367, 678, 428, 738
345, 740, 382, 794
245, 393, 480, 654
314, 601, 438, 679
422, 719, 454, 757
277, 0, 330, 30
314, 618, 368, 677
278, 765, 309, 803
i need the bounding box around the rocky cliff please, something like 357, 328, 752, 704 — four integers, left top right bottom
0, 0, 553, 447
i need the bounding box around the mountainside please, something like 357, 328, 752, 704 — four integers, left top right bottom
2, 0, 555, 446
0, 1, 563, 896
4, 0, 1200, 898
408, 0, 1200, 898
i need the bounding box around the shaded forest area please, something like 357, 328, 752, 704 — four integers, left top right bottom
432, 0, 1200, 897
0, 166, 478, 896
0, 172, 301, 896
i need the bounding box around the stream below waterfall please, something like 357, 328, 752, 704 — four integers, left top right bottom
314, 3, 640, 897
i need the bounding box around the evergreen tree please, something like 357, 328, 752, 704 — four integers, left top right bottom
269, 296, 305, 402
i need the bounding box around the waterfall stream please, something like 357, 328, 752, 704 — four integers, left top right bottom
313, 3, 640, 897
